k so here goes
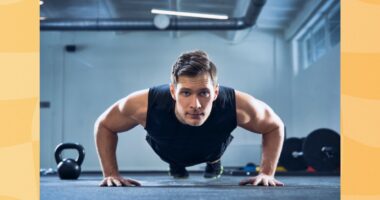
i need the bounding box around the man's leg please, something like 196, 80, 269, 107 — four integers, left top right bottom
204, 159, 223, 179
169, 163, 189, 179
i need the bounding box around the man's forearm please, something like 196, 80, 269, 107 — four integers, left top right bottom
259, 124, 284, 176
95, 123, 120, 177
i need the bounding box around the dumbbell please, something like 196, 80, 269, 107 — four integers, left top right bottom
243, 162, 257, 175
223, 162, 257, 176
279, 128, 340, 172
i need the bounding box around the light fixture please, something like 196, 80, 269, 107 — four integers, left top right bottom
40, 0, 44, 5
151, 9, 228, 20
153, 15, 170, 29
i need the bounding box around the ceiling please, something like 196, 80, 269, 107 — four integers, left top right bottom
257, 0, 306, 29
40, 0, 306, 30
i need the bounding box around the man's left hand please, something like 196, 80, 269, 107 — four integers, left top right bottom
239, 173, 284, 187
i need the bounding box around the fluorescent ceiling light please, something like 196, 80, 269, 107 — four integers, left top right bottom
151, 9, 228, 20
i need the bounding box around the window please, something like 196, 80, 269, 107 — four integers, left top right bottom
328, 4, 340, 46
294, 2, 340, 70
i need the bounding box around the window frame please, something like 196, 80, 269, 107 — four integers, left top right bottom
293, 2, 340, 71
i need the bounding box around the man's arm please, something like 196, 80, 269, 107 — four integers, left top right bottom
94, 89, 148, 186
235, 90, 285, 186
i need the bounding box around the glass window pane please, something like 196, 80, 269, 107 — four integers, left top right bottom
329, 25, 340, 46
306, 37, 314, 65
296, 3, 340, 70
328, 4, 340, 46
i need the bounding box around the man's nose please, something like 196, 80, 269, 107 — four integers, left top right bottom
190, 96, 201, 109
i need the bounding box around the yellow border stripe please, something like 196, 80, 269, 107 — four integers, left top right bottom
342, 0, 380, 199
0, 0, 39, 199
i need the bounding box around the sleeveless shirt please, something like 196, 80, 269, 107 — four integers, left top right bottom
145, 84, 237, 166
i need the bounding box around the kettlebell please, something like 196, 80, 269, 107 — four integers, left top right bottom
54, 143, 85, 180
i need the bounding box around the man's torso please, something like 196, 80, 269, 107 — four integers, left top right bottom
144, 84, 237, 166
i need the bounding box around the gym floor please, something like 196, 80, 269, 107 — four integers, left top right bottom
40, 172, 340, 200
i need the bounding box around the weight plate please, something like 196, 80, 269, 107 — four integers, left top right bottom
279, 137, 308, 171
303, 128, 340, 172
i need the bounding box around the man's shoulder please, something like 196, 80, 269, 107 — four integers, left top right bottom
118, 89, 149, 125
119, 89, 149, 115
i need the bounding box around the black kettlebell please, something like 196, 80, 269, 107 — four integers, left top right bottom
54, 143, 85, 180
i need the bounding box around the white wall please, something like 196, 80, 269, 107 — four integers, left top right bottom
40, 29, 298, 171
290, 44, 340, 138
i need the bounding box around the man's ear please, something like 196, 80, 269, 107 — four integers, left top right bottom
170, 83, 176, 101
213, 84, 219, 101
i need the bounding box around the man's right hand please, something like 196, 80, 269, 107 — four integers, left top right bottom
99, 176, 142, 187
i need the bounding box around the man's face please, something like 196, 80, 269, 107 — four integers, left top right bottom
170, 73, 219, 126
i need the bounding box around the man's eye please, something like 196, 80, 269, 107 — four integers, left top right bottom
200, 91, 210, 97
181, 91, 190, 96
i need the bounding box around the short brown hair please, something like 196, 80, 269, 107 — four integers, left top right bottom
171, 50, 218, 86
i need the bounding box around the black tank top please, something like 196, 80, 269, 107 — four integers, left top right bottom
145, 84, 237, 166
